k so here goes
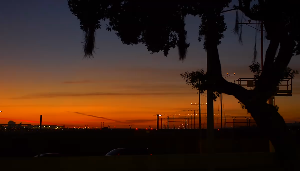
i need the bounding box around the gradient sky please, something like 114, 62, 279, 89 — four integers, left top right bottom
0, 0, 300, 128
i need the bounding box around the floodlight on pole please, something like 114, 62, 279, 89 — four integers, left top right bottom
221, 72, 236, 129
155, 114, 162, 130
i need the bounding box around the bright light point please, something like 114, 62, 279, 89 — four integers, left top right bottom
206, 103, 207, 104
0, 111, 2, 112
196, 114, 198, 115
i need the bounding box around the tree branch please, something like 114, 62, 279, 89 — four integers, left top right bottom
237, 0, 261, 21
215, 79, 252, 104
255, 34, 295, 101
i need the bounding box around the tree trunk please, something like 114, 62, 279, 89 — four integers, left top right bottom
244, 102, 299, 171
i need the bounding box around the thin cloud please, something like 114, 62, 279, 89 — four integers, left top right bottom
13, 92, 187, 99
125, 119, 157, 123
63, 80, 92, 84
0, 118, 62, 125
73, 112, 124, 123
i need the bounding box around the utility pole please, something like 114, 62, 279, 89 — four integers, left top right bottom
194, 110, 196, 129
167, 116, 169, 129
198, 89, 201, 130
220, 93, 223, 129
156, 114, 162, 130
237, 20, 263, 69
261, 22, 264, 70
221, 72, 235, 129
40, 115, 42, 130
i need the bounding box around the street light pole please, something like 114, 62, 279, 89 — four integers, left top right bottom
191, 103, 207, 129
167, 116, 169, 129
40, 115, 42, 130
220, 93, 223, 129
198, 90, 201, 130
221, 73, 235, 129
156, 114, 162, 130
194, 110, 196, 129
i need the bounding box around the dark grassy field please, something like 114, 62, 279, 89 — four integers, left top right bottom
0, 128, 298, 157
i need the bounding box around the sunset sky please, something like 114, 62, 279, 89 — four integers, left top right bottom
0, 0, 300, 128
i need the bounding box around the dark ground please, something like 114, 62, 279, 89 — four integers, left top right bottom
0, 127, 299, 157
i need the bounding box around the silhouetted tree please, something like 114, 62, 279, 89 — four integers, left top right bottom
180, 70, 220, 100
68, 0, 300, 170
235, 62, 299, 110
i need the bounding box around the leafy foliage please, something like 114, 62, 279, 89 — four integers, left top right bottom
68, 0, 231, 59
237, 0, 300, 55
180, 70, 220, 101
238, 62, 299, 109
249, 62, 261, 78
248, 62, 299, 79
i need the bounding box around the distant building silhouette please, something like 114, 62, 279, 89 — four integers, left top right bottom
7, 121, 16, 128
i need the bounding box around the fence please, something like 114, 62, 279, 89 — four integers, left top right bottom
224, 117, 257, 128
160, 116, 257, 129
